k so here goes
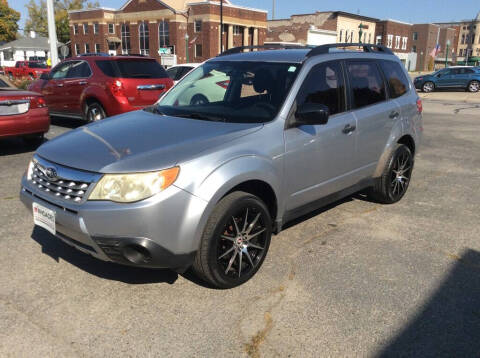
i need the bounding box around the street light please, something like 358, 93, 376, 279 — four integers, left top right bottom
445, 39, 451, 68
185, 33, 189, 63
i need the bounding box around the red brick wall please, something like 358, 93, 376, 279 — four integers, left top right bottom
375, 20, 412, 53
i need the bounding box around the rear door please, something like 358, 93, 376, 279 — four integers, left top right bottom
42, 61, 72, 113
63, 60, 92, 115
435, 68, 454, 88
346, 60, 399, 177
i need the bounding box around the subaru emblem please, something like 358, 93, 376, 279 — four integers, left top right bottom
45, 167, 58, 181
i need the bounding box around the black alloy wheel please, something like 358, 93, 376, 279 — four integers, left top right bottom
192, 191, 272, 288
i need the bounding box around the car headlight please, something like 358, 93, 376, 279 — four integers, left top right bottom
26, 159, 35, 180
89, 167, 179, 203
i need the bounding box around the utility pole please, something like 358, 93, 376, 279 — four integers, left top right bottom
46, 0, 59, 66
220, 0, 223, 53
272, 0, 275, 20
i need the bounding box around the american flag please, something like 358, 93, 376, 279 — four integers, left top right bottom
430, 44, 441, 58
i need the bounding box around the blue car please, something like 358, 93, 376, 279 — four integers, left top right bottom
414, 66, 480, 93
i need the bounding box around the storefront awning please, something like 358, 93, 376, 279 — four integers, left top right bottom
107, 37, 121, 43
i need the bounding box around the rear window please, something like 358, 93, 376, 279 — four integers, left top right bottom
28, 62, 48, 69
95, 59, 168, 79
380, 60, 410, 98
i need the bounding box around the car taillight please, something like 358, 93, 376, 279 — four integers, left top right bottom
30, 97, 46, 109
416, 98, 423, 113
110, 80, 124, 96
216, 80, 230, 89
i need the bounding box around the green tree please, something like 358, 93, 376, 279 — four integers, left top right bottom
0, 0, 21, 42
24, 0, 99, 43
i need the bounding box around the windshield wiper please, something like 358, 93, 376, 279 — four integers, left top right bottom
144, 106, 165, 115
177, 112, 226, 122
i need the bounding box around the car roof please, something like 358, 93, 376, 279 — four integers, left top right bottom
69, 55, 156, 61
208, 44, 399, 64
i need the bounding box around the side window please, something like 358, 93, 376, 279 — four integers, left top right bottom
166, 67, 179, 80
380, 60, 410, 98
297, 61, 346, 116
347, 61, 386, 109
51, 62, 71, 79
66, 61, 91, 78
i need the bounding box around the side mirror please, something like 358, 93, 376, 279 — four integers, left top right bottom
39, 73, 50, 80
295, 103, 329, 126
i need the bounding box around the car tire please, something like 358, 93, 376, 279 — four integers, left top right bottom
467, 80, 479, 93
422, 81, 434, 93
192, 191, 272, 289
23, 133, 45, 147
85, 102, 106, 122
369, 144, 414, 204
190, 94, 209, 105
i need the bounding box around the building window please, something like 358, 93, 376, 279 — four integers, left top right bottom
85, 43, 90, 53
395, 35, 400, 49
108, 23, 115, 34
73, 24, 78, 35
195, 44, 203, 57
93, 23, 99, 34
376, 35, 382, 45
351, 30, 354, 42
368, 33, 371, 44
159, 21, 170, 48
413, 32, 418, 41
139, 21, 150, 55
412, 45, 417, 53
387, 34, 393, 48
339, 30, 343, 42
194, 20, 202, 33
83, 23, 88, 34
402, 37, 407, 50
95, 43, 100, 53
233, 25, 241, 35
121, 24, 131, 54
75, 43, 80, 55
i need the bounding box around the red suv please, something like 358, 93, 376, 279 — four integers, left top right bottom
28, 55, 174, 122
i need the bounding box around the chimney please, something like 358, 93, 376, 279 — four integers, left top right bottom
30, 31, 36, 39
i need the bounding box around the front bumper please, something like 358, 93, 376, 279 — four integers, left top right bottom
20, 175, 208, 270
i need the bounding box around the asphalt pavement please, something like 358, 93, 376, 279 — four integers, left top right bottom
0, 100, 479, 357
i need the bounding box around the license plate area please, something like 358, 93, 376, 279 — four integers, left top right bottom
33, 202, 56, 235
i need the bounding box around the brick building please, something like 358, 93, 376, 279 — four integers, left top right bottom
68, 0, 267, 65
266, 11, 378, 46
411, 23, 457, 71
435, 11, 480, 66
374, 19, 416, 70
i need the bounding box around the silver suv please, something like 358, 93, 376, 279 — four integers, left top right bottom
20, 44, 423, 288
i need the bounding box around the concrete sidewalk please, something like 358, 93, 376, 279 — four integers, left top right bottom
417, 91, 480, 104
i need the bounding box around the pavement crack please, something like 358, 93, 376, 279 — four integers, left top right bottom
244, 311, 274, 358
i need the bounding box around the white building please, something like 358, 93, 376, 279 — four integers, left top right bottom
0, 33, 62, 67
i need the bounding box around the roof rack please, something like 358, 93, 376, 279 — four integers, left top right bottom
306, 43, 394, 57
218, 44, 310, 57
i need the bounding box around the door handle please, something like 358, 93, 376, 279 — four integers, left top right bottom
389, 111, 399, 119
342, 124, 356, 134
78, 81, 87, 85
56, 83, 64, 87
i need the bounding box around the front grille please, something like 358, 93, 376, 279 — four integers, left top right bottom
31, 161, 93, 202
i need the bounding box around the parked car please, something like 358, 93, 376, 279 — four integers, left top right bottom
0, 79, 9, 88
166, 63, 200, 83
173, 69, 230, 105
28, 55, 174, 122
4, 61, 50, 81
20, 43, 422, 288
414, 66, 480, 92
0, 88, 49, 144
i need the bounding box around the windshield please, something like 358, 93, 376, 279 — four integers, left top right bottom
153, 61, 301, 123
28, 62, 48, 69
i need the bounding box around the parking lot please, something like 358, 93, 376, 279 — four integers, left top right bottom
0, 97, 479, 357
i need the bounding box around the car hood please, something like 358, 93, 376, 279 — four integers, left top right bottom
36, 110, 262, 173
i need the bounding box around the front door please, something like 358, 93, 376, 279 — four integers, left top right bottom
284, 61, 357, 212
41, 61, 72, 113
63, 60, 92, 115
